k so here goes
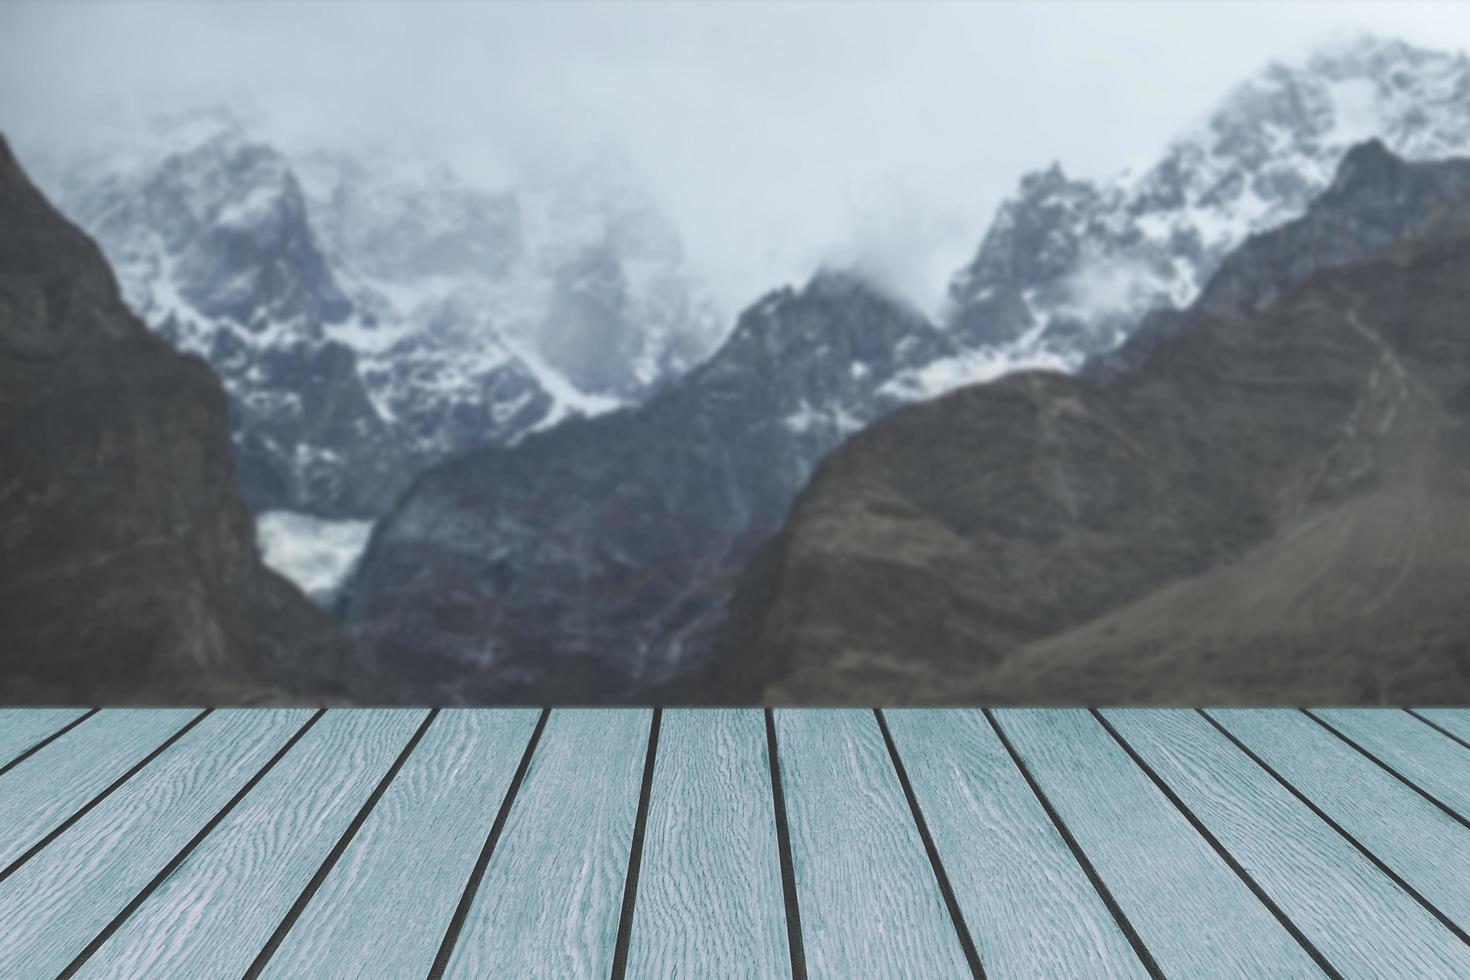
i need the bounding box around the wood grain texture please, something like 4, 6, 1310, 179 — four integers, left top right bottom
623, 709, 790, 980
775, 708, 971, 980
0, 709, 312, 978
1310, 709, 1470, 818
992, 709, 1322, 978
0, 709, 89, 767
260, 709, 541, 979
1413, 708, 1470, 745
883, 709, 1150, 979
74, 709, 429, 979
0, 708, 199, 870
1107, 708, 1470, 978
1209, 708, 1470, 933
443, 709, 651, 979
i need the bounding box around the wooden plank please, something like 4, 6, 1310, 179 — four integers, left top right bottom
622, 709, 790, 979
1310, 709, 1470, 820
72, 709, 430, 979
1209, 708, 1470, 934
1412, 708, 1470, 746
774, 708, 971, 980
882, 709, 1150, 979
0, 709, 313, 977
1106, 709, 1470, 977
258, 709, 541, 979
992, 709, 1322, 977
441, 709, 651, 978
0, 709, 90, 769
0, 708, 200, 871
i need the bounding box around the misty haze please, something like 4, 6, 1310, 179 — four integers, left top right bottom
3, 2, 1470, 705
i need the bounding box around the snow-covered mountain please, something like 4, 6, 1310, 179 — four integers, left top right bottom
36, 110, 724, 524
932, 35, 1470, 386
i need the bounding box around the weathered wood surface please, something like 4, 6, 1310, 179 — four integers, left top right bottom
74, 709, 429, 979
993, 709, 1323, 977
259, 709, 541, 979
1209, 708, 1470, 934
441, 709, 652, 979
0, 708, 89, 768
0, 709, 312, 978
1106, 708, 1470, 977
882, 709, 1151, 979
0, 707, 1462, 978
623, 709, 791, 980
775, 708, 972, 979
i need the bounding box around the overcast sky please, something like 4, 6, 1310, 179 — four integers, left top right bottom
3, 2, 1468, 316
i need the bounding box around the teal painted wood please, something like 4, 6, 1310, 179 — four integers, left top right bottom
0, 709, 312, 978
775, 708, 971, 980
260, 709, 541, 979
0, 708, 199, 870
73, 709, 429, 979
1209, 708, 1470, 933
1311, 709, 1470, 818
443, 709, 651, 979
1413, 708, 1470, 745
1106, 709, 1470, 977
0, 709, 88, 766
623, 709, 790, 980
993, 709, 1322, 978
883, 710, 1150, 979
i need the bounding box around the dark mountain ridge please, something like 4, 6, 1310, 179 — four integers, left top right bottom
701, 142, 1470, 704
0, 136, 352, 703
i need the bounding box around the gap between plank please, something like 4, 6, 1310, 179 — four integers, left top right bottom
243, 708, 440, 980
982, 709, 1165, 980
0, 707, 213, 887
1198, 709, 1470, 947
609, 708, 663, 980
56, 709, 328, 979
426, 707, 550, 980
1092, 710, 1343, 980
1405, 709, 1470, 753
874, 709, 986, 980
1301, 709, 1470, 830
765, 708, 808, 980
0, 708, 100, 780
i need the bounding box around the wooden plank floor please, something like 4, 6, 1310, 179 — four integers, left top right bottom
0, 707, 1465, 979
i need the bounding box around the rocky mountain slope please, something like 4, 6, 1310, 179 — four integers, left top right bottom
342, 36, 1470, 703
0, 136, 353, 704
705, 142, 1470, 705
343, 270, 955, 701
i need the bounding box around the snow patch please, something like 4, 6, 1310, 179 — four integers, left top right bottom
256, 511, 374, 601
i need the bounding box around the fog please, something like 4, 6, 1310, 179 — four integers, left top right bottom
3, 1, 1467, 317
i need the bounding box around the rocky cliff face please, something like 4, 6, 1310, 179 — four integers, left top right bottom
343, 270, 954, 702
0, 136, 352, 704
705, 145, 1470, 705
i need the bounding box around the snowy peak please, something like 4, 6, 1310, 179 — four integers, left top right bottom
943, 35, 1470, 380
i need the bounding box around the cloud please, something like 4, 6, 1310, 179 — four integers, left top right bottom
2, 2, 1468, 318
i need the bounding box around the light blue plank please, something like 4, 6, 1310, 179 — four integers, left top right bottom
261, 709, 541, 979
0, 709, 89, 766
1413, 708, 1470, 745
0, 709, 313, 977
884, 710, 1149, 979
1107, 709, 1470, 977
1311, 709, 1470, 819
625, 709, 790, 980
74, 709, 429, 979
993, 709, 1321, 977
444, 709, 651, 979
776, 709, 971, 980
1210, 708, 1470, 933
0, 708, 200, 870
